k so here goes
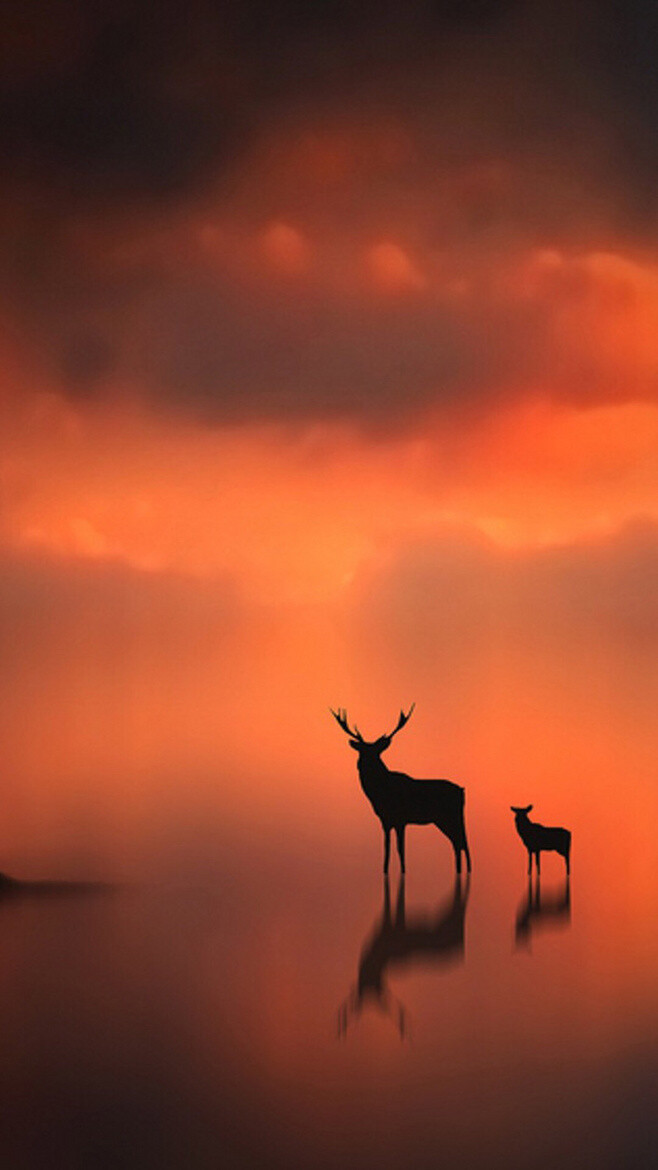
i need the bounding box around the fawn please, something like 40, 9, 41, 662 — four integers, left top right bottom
511, 805, 571, 875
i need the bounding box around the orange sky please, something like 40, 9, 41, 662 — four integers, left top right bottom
3, 325, 658, 604
3, 1, 658, 877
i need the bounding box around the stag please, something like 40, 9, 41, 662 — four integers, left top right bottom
331, 706, 471, 874
338, 874, 469, 1037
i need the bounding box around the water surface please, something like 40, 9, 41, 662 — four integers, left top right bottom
0, 811, 656, 1170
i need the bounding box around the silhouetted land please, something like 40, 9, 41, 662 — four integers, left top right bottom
0, 872, 115, 899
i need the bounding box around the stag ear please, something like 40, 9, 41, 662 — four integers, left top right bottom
348, 739, 361, 750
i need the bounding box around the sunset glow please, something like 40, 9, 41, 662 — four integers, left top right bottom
4, 7, 658, 1165
1, 0, 657, 878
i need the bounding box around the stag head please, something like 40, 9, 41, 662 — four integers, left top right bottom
330, 705, 415, 755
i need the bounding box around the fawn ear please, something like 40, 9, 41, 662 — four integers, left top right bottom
525, 804, 533, 813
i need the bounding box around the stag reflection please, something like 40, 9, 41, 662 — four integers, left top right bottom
338, 874, 469, 1038
515, 876, 571, 951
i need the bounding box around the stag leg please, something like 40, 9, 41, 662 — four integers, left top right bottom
453, 841, 462, 875
395, 826, 406, 874
536, 851, 541, 876
383, 827, 391, 874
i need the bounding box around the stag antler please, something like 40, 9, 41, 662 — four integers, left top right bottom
330, 708, 363, 740
388, 703, 416, 739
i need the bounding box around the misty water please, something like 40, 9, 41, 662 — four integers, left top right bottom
1, 803, 656, 1170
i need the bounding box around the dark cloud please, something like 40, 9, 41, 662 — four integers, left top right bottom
0, 1, 520, 200
60, 331, 116, 390
598, 1, 658, 198
2, 1, 658, 426
1, 1, 650, 204
133, 275, 537, 425
1, 2, 242, 198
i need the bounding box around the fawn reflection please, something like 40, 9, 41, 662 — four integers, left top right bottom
515, 876, 571, 951
338, 874, 469, 1038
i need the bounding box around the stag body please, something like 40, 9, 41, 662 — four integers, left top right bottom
332, 707, 471, 874
511, 805, 571, 875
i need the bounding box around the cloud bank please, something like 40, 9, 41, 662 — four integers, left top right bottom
2, 1, 658, 428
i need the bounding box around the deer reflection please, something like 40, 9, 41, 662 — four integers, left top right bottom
338, 874, 469, 1038
515, 875, 571, 950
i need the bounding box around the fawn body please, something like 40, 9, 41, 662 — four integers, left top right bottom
511, 805, 571, 875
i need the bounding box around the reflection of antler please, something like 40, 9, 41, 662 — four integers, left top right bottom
515, 875, 571, 950
337, 978, 407, 1039
337, 874, 469, 1039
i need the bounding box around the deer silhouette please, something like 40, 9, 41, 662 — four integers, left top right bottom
338, 874, 469, 1037
515, 875, 571, 950
511, 805, 571, 875
331, 706, 471, 874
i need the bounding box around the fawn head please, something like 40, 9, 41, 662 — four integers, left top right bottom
331, 705, 415, 758
511, 804, 533, 817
